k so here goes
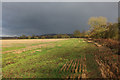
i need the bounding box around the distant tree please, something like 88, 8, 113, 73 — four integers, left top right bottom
31, 34, 35, 39
34, 36, 39, 39
47, 35, 52, 39
105, 23, 119, 40
69, 34, 74, 38
73, 30, 82, 38
61, 35, 65, 38
81, 30, 86, 38
65, 34, 70, 38
53, 35, 58, 38
118, 17, 120, 24
20, 35, 27, 39
56, 34, 62, 38
28, 35, 31, 39
41, 36, 46, 39
62, 34, 70, 38
118, 17, 120, 40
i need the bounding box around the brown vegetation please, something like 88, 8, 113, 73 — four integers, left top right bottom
60, 57, 88, 79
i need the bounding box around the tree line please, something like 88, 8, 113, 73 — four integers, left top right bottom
18, 31, 86, 39
18, 16, 119, 41
86, 16, 119, 41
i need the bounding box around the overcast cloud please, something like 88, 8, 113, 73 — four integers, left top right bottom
2, 2, 118, 36
2, 0, 119, 2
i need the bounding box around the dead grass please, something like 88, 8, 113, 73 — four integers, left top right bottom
2, 39, 67, 54
2, 39, 67, 47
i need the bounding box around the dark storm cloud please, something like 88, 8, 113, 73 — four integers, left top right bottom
118, 1, 120, 17
2, 2, 118, 36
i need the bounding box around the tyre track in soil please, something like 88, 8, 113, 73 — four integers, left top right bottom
94, 46, 119, 78
86, 39, 120, 78
60, 55, 88, 79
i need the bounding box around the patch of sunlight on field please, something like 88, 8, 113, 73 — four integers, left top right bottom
2, 39, 67, 52
2, 38, 101, 78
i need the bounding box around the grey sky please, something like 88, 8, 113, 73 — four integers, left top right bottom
2, 2, 118, 36
2, 0, 119, 2
118, 2, 120, 17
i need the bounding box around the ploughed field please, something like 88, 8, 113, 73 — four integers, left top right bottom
2, 39, 119, 78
